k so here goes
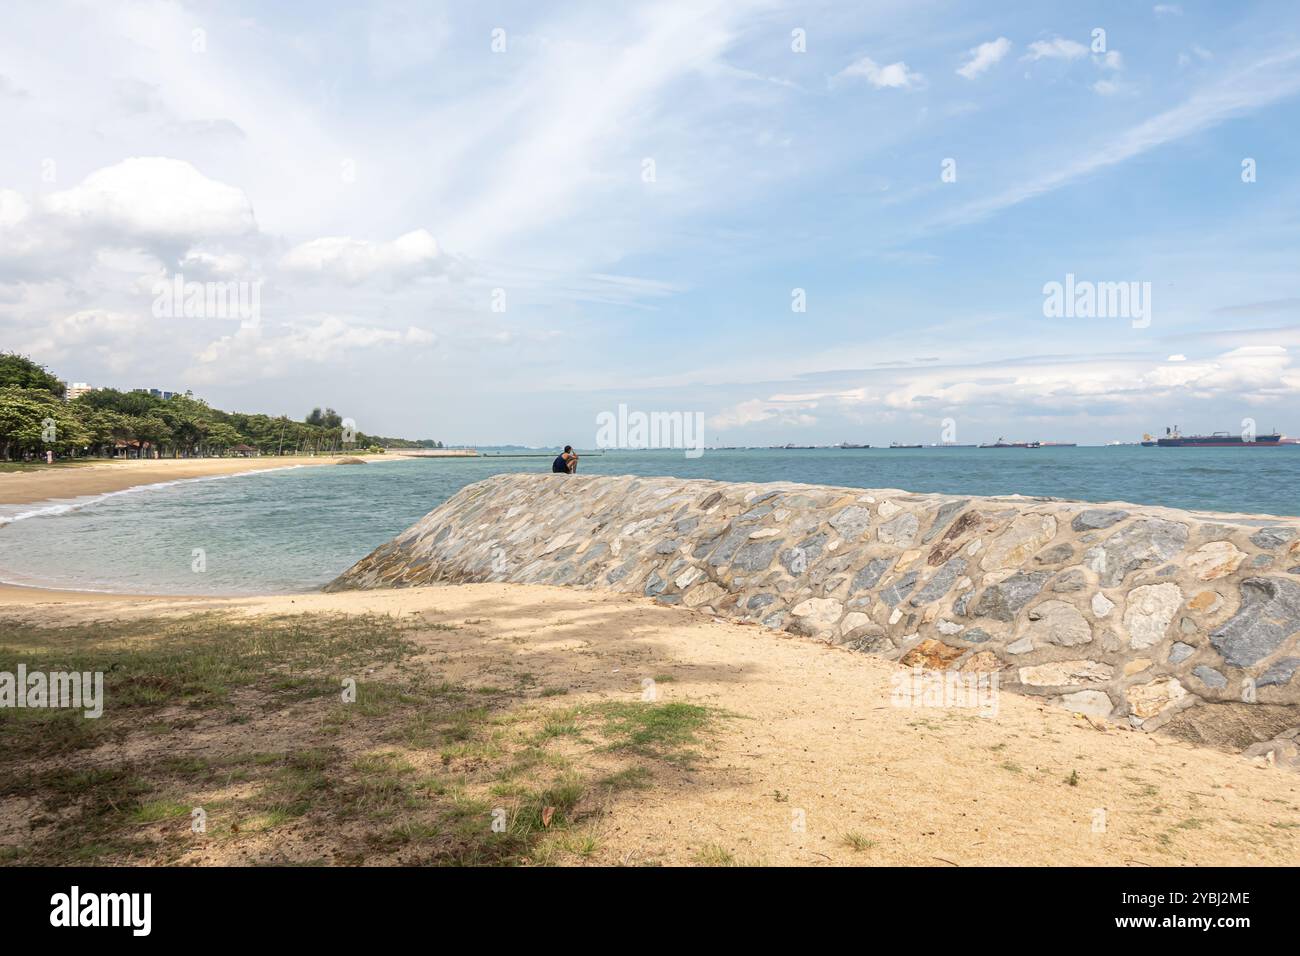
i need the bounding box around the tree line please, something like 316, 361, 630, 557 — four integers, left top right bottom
0, 353, 444, 460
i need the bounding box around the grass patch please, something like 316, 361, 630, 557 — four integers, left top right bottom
842, 831, 876, 852
0, 610, 725, 866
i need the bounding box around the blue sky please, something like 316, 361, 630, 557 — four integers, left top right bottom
2, 0, 1299, 446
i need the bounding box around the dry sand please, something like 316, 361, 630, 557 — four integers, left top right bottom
4, 583, 1297, 866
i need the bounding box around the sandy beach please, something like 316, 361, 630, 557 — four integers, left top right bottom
1, 582, 1296, 866
0, 455, 388, 509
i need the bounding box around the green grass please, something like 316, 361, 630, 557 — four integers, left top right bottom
590, 701, 719, 761
842, 831, 876, 852
0, 610, 728, 866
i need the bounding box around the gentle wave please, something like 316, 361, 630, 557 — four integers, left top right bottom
0, 465, 308, 528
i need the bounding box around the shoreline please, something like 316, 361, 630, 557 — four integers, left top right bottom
0, 454, 390, 508
0, 455, 391, 600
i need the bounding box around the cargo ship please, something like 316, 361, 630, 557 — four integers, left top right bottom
980, 438, 1039, 448
1146, 427, 1284, 447
889, 442, 923, 449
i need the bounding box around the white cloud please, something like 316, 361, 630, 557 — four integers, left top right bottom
1154, 4, 1183, 15
957, 38, 1012, 79
1023, 38, 1089, 62
44, 158, 257, 244
279, 230, 443, 284
192, 315, 435, 378
834, 56, 924, 89
1096, 51, 1124, 71
708, 397, 818, 430
922, 46, 1300, 232
1093, 79, 1123, 96
1167, 354, 1188, 362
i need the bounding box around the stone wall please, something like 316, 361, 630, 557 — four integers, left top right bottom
327, 473, 1300, 745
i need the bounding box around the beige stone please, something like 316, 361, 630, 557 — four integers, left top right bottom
840, 611, 872, 636
1187, 541, 1246, 581
791, 598, 844, 639
1018, 660, 1114, 686
1188, 590, 1221, 613
683, 582, 725, 608
981, 514, 1058, 570
1126, 677, 1187, 719
1060, 690, 1112, 719
1123, 658, 1152, 677
1123, 583, 1183, 649
960, 651, 1002, 673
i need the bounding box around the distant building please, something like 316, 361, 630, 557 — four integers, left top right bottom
133, 387, 180, 400
66, 382, 95, 400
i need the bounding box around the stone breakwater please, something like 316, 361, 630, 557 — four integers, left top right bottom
328, 474, 1300, 752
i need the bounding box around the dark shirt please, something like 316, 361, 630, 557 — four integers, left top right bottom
552, 454, 569, 474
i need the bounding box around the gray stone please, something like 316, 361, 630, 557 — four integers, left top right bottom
644, 571, 666, 596
735, 505, 774, 525
953, 590, 973, 616
1035, 543, 1074, 564
1085, 518, 1189, 587
1258, 657, 1300, 688
1071, 509, 1128, 532
655, 593, 682, 605
1191, 665, 1227, 689
973, 571, 1050, 621
828, 506, 872, 540
1252, 554, 1273, 568
1025, 600, 1092, 646
1210, 577, 1300, 667
964, 627, 992, 643
922, 499, 970, 543
878, 512, 920, 546
746, 592, 777, 612
910, 558, 966, 606
850, 558, 893, 593
698, 491, 723, 510
674, 516, 699, 535
1052, 568, 1088, 592
732, 539, 783, 573
879, 570, 919, 607
655, 538, 681, 554
1251, 527, 1297, 550
707, 527, 750, 567
1168, 641, 1195, 664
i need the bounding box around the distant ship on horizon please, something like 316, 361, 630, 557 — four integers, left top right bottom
1144, 426, 1285, 447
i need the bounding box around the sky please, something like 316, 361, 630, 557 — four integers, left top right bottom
2, 0, 1300, 447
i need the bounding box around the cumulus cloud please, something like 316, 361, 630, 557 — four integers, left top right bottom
279, 229, 444, 284
1023, 38, 1089, 62
189, 315, 437, 383
16, 309, 152, 372
834, 56, 924, 89
708, 397, 819, 430
711, 342, 1300, 435
44, 157, 257, 244
957, 38, 1012, 79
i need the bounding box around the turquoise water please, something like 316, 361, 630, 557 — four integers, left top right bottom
0, 447, 1296, 595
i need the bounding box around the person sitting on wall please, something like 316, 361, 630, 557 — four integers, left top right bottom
551, 445, 578, 474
